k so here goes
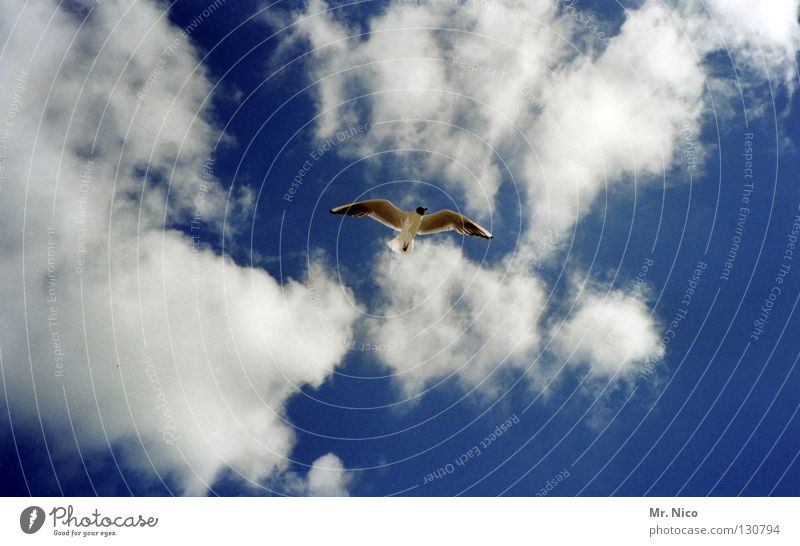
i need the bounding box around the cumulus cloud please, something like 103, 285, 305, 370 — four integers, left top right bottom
367, 241, 544, 397
306, 453, 352, 496
527, 0, 709, 239
704, 0, 800, 83
0, 0, 356, 495
548, 289, 665, 384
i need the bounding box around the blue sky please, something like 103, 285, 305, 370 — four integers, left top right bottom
1, 0, 799, 496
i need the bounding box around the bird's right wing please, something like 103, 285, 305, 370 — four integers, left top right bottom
418, 210, 493, 239
330, 199, 405, 231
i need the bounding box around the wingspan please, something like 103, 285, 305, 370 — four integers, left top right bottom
330, 199, 405, 231
418, 210, 493, 239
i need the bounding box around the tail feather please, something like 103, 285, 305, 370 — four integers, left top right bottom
387, 234, 414, 254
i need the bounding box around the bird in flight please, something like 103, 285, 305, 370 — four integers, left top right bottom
330, 199, 492, 253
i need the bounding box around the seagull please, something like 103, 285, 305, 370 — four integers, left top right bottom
330, 199, 492, 254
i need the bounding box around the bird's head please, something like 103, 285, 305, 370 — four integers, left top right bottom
416, 207, 428, 215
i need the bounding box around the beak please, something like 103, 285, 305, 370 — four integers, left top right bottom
423, 207, 428, 211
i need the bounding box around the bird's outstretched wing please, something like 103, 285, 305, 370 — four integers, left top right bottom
330, 199, 405, 231
419, 210, 493, 239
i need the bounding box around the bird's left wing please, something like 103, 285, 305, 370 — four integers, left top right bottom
419, 210, 493, 239
330, 199, 405, 231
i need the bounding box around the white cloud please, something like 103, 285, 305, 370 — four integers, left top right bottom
549, 289, 665, 383
367, 241, 544, 396
527, 0, 709, 239
0, 0, 357, 495
306, 453, 351, 496
704, 0, 800, 83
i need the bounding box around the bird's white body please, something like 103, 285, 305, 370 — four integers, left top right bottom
330, 199, 492, 254
387, 211, 424, 253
